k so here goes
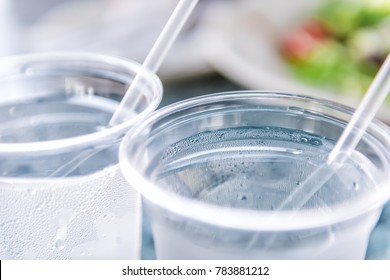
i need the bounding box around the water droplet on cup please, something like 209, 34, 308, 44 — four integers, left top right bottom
54, 239, 65, 251
292, 149, 303, 155
300, 137, 308, 143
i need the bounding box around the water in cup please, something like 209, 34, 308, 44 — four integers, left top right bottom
149, 127, 379, 259
0, 94, 136, 259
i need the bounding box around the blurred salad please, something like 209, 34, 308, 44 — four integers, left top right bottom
280, 0, 390, 99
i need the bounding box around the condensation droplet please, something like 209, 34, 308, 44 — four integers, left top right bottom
292, 149, 303, 155
36, 203, 45, 210
312, 140, 320, 145
54, 239, 65, 251
300, 137, 308, 143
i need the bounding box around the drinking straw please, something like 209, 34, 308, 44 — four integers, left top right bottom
277, 53, 390, 211
49, 0, 198, 177
109, 0, 199, 126
254, 53, 390, 251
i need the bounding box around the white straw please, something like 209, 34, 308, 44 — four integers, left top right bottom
259, 53, 390, 250
109, 0, 199, 126
327, 54, 390, 164
278, 53, 390, 211
49, 0, 198, 177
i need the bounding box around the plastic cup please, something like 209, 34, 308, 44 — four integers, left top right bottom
120, 91, 390, 259
0, 52, 162, 259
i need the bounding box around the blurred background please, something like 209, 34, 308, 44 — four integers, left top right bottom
2, 0, 390, 116
1, 0, 243, 106
1, 0, 389, 259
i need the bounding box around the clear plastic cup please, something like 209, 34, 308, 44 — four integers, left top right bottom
120, 91, 390, 259
0, 52, 162, 259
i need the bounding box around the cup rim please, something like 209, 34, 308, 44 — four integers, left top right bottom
0, 52, 163, 153
120, 91, 390, 231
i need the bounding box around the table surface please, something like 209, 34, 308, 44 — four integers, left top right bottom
141, 73, 390, 260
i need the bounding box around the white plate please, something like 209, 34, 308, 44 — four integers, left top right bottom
200, 0, 390, 123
